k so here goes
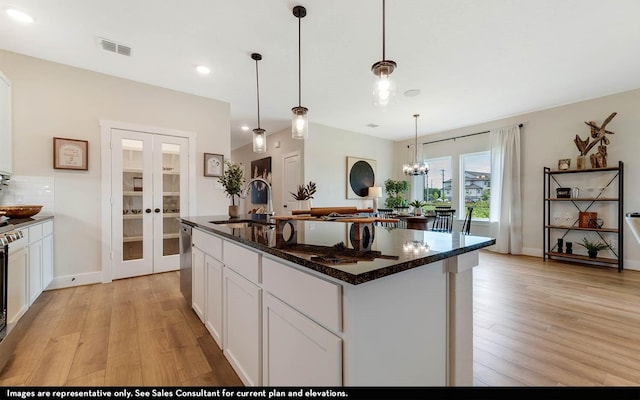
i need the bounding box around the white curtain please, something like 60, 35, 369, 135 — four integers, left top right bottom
489, 125, 522, 254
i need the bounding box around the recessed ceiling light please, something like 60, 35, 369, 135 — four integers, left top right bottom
6, 8, 34, 23
366, 123, 380, 128
196, 65, 210, 74
241, 125, 250, 131
404, 89, 421, 97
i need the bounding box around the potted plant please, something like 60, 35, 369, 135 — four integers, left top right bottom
290, 181, 316, 210
409, 199, 427, 216
218, 160, 245, 218
576, 237, 612, 259
384, 179, 409, 210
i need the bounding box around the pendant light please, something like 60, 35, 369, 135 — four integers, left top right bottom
251, 53, 266, 153
403, 114, 429, 175
291, 5, 309, 139
371, 0, 397, 108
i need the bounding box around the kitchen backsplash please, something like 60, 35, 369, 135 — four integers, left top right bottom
0, 175, 54, 214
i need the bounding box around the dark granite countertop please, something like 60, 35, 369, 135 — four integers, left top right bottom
181, 214, 495, 285
1, 214, 54, 232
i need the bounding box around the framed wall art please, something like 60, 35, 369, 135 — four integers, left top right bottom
250, 156, 272, 204
346, 156, 376, 199
204, 153, 224, 177
53, 137, 88, 170
558, 158, 571, 170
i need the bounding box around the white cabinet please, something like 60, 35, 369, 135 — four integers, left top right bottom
204, 254, 224, 348
0, 70, 11, 175
262, 293, 342, 386
27, 239, 42, 306
223, 267, 262, 387
191, 245, 205, 321
7, 229, 28, 325
41, 221, 54, 290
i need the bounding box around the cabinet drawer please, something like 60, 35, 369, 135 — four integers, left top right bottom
42, 220, 53, 236
28, 224, 42, 243
193, 228, 222, 260
223, 241, 260, 284
262, 257, 342, 333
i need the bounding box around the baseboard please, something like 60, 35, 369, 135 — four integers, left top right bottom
45, 271, 103, 290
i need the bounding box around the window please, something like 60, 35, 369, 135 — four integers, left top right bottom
460, 151, 490, 220
422, 156, 452, 209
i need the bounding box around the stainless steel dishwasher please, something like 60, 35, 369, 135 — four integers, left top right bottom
179, 222, 192, 305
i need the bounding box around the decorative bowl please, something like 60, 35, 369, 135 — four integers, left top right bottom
0, 205, 43, 218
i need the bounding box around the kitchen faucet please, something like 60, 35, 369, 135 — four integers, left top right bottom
242, 177, 275, 216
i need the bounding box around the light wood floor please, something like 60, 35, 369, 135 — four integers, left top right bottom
0, 271, 242, 386
2, 250, 640, 386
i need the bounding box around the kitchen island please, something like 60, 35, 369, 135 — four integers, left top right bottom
180, 214, 495, 387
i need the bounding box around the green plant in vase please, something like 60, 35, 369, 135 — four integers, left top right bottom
384, 179, 409, 209
576, 237, 611, 259
218, 160, 245, 217
409, 199, 427, 216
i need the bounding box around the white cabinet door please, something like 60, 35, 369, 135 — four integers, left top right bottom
262, 293, 342, 386
191, 246, 205, 322
110, 129, 189, 279
223, 267, 262, 387
0, 70, 11, 175
28, 240, 42, 306
41, 232, 54, 290
205, 254, 224, 348
7, 246, 27, 324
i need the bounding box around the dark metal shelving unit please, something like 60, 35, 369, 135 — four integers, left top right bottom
543, 161, 624, 272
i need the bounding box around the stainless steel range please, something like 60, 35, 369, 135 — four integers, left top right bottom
0, 228, 23, 342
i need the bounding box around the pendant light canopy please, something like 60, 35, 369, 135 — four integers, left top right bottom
403, 114, 429, 176
251, 53, 267, 153
371, 0, 397, 108
291, 5, 308, 139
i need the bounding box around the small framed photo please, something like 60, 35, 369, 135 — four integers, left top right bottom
204, 153, 224, 177
558, 158, 571, 170
53, 137, 88, 170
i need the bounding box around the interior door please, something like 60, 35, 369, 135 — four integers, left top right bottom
282, 152, 301, 215
111, 129, 188, 279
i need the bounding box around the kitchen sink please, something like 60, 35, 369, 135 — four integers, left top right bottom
209, 219, 274, 229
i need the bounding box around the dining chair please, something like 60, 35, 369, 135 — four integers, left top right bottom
461, 206, 474, 235
375, 208, 399, 228
431, 209, 456, 233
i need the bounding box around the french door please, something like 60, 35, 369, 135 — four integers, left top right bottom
111, 129, 189, 279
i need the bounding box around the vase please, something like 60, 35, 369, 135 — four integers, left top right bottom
413, 207, 422, 216
588, 250, 597, 259
228, 205, 239, 218
576, 155, 586, 170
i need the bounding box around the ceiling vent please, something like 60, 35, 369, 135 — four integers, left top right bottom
98, 37, 132, 57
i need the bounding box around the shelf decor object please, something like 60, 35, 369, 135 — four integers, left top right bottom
573, 111, 616, 169
291, 5, 309, 140
53, 137, 88, 170
371, 0, 397, 108
204, 153, 224, 177
543, 161, 624, 272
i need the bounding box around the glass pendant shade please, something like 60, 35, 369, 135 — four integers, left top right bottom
291, 106, 308, 139
372, 60, 397, 108
253, 128, 266, 153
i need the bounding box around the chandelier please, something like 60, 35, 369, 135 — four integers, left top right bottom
403, 114, 429, 175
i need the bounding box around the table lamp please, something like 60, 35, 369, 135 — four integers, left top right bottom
368, 186, 382, 212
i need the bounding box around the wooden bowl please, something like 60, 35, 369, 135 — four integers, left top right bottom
0, 205, 43, 218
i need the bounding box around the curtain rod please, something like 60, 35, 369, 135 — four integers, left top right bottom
420, 123, 523, 146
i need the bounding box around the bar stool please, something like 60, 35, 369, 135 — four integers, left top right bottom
461, 206, 474, 235
431, 209, 456, 233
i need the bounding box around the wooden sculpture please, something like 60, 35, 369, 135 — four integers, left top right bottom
573, 112, 616, 168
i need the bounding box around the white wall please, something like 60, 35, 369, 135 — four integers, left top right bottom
395, 88, 640, 269
0, 50, 230, 285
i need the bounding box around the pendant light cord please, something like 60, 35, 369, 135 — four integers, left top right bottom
414, 114, 419, 163
382, 0, 386, 61
255, 58, 261, 129
298, 14, 302, 107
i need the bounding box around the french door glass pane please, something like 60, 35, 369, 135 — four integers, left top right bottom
122, 139, 144, 261
161, 143, 181, 257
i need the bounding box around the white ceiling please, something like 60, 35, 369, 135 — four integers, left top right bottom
2, 0, 640, 150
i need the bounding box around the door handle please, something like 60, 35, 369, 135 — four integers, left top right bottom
155, 208, 161, 213
145, 208, 152, 213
